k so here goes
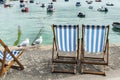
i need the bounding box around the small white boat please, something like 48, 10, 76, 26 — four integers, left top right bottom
112, 22, 120, 29
86, 0, 93, 4
106, 2, 114, 6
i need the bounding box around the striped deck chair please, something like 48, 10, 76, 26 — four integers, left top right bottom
80, 24, 110, 75
51, 24, 80, 74
0, 39, 24, 77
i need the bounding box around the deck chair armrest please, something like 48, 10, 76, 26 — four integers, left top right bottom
105, 38, 109, 65
0, 39, 12, 54
106, 38, 109, 51
77, 38, 80, 51
104, 38, 109, 53
52, 37, 58, 59
77, 38, 80, 60
52, 37, 55, 59
102, 38, 109, 65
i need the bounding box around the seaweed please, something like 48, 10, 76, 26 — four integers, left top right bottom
13, 25, 22, 46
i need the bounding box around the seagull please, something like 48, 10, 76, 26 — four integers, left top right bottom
18, 38, 30, 47
32, 36, 42, 45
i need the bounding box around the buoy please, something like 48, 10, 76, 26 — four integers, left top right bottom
25, 7, 29, 12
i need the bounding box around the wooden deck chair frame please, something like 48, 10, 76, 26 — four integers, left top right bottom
51, 24, 80, 74
80, 24, 110, 76
0, 39, 24, 77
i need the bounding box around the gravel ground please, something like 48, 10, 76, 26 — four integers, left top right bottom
0, 44, 120, 80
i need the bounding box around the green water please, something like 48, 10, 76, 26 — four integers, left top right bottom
0, 0, 120, 46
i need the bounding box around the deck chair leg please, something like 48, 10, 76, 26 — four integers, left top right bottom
0, 68, 5, 77
0, 61, 8, 77
80, 63, 83, 74
51, 62, 55, 72
15, 60, 24, 70
74, 64, 77, 74
0, 70, 7, 78
80, 64, 84, 74
0, 62, 23, 77
0, 62, 11, 77
103, 65, 106, 76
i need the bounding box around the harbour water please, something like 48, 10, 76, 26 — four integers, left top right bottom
0, 0, 120, 46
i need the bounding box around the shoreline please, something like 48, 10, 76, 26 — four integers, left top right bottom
1, 43, 120, 50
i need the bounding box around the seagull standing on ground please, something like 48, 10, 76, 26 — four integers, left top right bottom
18, 38, 30, 47
32, 36, 42, 45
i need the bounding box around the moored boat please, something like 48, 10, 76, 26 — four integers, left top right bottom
20, 2, 25, 8
97, 6, 108, 12
52, 0, 56, 2
112, 22, 120, 29
65, 0, 69, 2
21, 4, 29, 12
20, 0, 24, 3
76, 2, 81, 6
86, 0, 93, 4
47, 3, 54, 12
0, 0, 4, 4
77, 12, 85, 18
95, 0, 101, 2
29, 0, 34, 3
106, 2, 114, 6
40, 3, 45, 8
4, 0, 12, 8
88, 6, 93, 9
4, 4, 11, 7
21, 7, 29, 12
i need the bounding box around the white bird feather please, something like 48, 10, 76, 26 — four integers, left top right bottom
32, 36, 42, 45
18, 38, 29, 47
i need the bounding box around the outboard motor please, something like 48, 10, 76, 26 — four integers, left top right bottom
105, 8, 108, 12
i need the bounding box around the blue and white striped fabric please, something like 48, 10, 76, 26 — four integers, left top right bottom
84, 25, 107, 53
0, 50, 20, 61
54, 25, 78, 52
